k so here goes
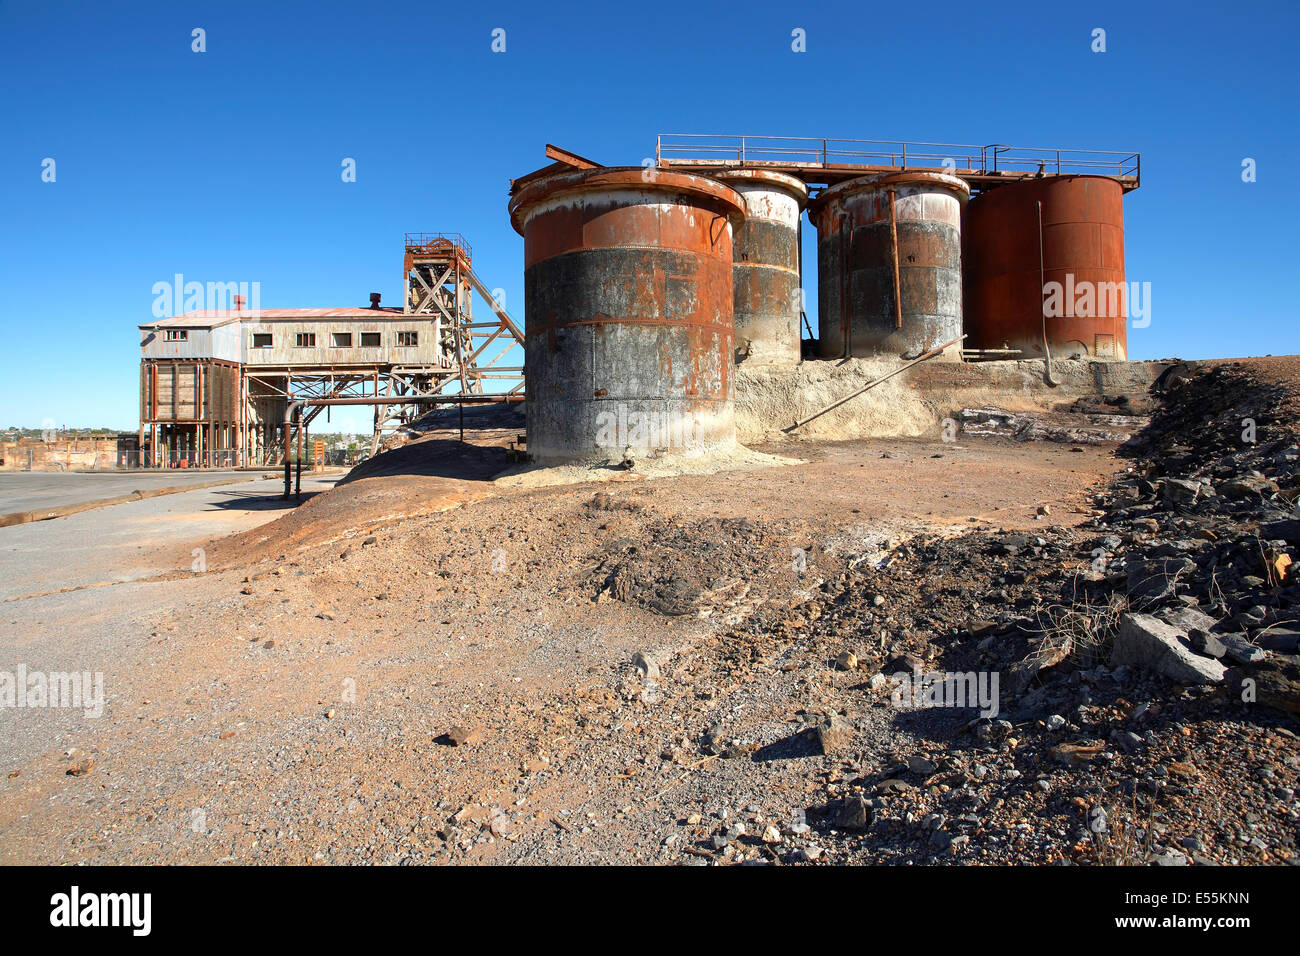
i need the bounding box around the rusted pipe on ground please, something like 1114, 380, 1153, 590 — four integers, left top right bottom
784, 334, 967, 433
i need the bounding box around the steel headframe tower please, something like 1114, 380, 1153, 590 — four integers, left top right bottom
401, 231, 525, 405
404, 232, 475, 392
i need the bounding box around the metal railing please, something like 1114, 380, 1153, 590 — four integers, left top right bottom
404, 232, 472, 259
655, 134, 1140, 184
984, 144, 1140, 179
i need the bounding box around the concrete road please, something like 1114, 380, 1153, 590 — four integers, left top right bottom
0, 470, 258, 514
0, 474, 341, 601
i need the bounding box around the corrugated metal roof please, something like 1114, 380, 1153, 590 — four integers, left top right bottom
140, 307, 411, 329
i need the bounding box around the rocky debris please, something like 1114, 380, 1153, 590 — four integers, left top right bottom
1158, 606, 1219, 634
1126, 558, 1197, 607
957, 407, 1147, 445
1163, 478, 1209, 505
831, 795, 873, 831
442, 725, 480, 747
632, 651, 660, 680
65, 758, 94, 777
1259, 628, 1300, 653
1262, 519, 1300, 544
587, 492, 641, 513
1190, 631, 1228, 659
1219, 633, 1266, 665
43, 364, 1299, 869
1110, 614, 1226, 685
589, 516, 782, 618
1085, 363, 1300, 710
1226, 656, 1300, 714
702, 362, 1300, 867
816, 716, 855, 756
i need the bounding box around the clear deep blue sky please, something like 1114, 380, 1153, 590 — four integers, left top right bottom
1, 0, 1296, 431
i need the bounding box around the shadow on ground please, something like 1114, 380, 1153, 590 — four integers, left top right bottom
207, 482, 340, 512
752, 730, 820, 763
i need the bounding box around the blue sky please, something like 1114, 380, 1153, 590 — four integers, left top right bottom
1, 0, 1296, 431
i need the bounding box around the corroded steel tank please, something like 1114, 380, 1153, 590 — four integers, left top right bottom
810, 171, 969, 360
715, 169, 807, 366
963, 175, 1127, 361
509, 167, 745, 464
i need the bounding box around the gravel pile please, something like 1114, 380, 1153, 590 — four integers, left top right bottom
639, 361, 1300, 865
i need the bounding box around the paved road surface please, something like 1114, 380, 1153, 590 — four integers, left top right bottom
0, 470, 258, 514
0, 474, 340, 601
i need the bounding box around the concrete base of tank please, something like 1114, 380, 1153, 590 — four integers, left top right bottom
524, 396, 738, 467
735, 357, 1172, 445
492, 441, 803, 490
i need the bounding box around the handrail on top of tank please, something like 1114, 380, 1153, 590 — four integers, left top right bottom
656, 133, 1140, 186
986, 144, 1140, 180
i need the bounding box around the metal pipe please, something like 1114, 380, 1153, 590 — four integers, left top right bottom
888, 187, 902, 329
797, 214, 811, 349
840, 216, 850, 358
785, 334, 966, 432
1038, 200, 1059, 388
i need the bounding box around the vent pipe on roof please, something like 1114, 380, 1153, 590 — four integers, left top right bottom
233, 294, 246, 311
369, 293, 381, 309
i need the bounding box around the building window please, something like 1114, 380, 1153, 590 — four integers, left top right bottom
360, 332, 380, 347
331, 332, 352, 348
397, 331, 418, 347
164, 329, 188, 342
252, 333, 272, 349
295, 332, 316, 347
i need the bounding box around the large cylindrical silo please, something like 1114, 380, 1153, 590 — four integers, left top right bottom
509, 167, 745, 464
715, 169, 808, 366
810, 171, 969, 360
962, 175, 1127, 361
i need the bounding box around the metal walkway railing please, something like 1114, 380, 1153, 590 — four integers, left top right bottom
655, 134, 1140, 184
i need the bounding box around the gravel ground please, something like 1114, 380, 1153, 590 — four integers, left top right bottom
1, 361, 1297, 865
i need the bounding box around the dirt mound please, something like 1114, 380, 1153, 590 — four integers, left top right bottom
589, 513, 799, 618
1125, 361, 1297, 473
343, 435, 512, 485
380, 402, 525, 451
204, 433, 514, 568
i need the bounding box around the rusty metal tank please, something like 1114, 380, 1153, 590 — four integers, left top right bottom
509, 167, 745, 464
809, 171, 969, 360
962, 175, 1127, 361
715, 169, 807, 366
